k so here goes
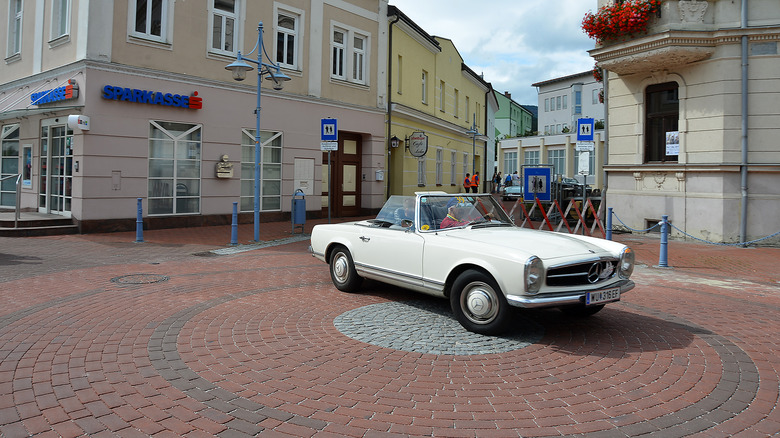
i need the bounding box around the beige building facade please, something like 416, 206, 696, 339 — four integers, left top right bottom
591, 0, 780, 244
1, 1, 389, 232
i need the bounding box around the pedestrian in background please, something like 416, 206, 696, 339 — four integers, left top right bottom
471, 172, 480, 193
463, 173, 471, 193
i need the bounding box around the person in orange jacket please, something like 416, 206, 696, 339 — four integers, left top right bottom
470, 172, 480, 193
463, 173, 471, 193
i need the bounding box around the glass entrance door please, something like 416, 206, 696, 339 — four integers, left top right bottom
39, 121, 73, 216
1, 124, 20, 207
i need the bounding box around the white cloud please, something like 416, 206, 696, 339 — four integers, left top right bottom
389, 0, 598, 105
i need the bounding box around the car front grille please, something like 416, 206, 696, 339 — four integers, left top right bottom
546, 259, 618, 287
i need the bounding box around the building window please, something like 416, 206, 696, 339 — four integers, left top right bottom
148, 121, 201, 215
645, 82, 679, 163
50, 0, 70, 41
548, 149, 565, 178
421, 70, 427, 104
556, 96, 561, 110
454, 89, 459, 118
574, 90, 582, 115
524, 150, 539, 165
331, 28, 345, 79
352, 34, 366, 83
396, 55, 402, 94
241, 129, 282, 211
7, 0, 23, 57
563, 95, 568, 110
503, 151, 517, 175
435, 148, 443, 185
417, 157, 426, 186
1, 124, 20, 207
275, 11, 298, 69
439, 80, 445, 113
209, 0, 237, 56
592, 88, 600, 104
544, 98, 549, 112
131, 0, 168, 43
450, 151, 456, 185
462, 152, 468, 182
330, 26, 368, 85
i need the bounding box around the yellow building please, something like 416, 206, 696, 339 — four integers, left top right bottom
386, 6, 496, 196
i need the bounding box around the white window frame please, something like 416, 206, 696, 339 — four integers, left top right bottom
454, 89, 459, 118
524, 150, 539, 166
208, 0, 239, 56
241, 129, 283, 212
548, 148, 565, 178
450, 151, 456, 185
129, 0, 172, 44
435, 148, 443, 185
462, 152, 468, 184
331, 27, 346, 80
329, 23, 369, 85
421, 70, 428, 104
148, 121, 202, 216
417, 157, 426, 186
274, 6, 302, 70
503, 151, 517, 176
7, 0, 23, 58
50, 0, 70, 43
439, 80, 445, 113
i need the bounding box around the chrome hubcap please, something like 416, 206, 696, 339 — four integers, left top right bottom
332, 253, 349, 283
462, 282, 498, 324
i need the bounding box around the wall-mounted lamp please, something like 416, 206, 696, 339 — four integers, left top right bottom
390, 135, 401, 148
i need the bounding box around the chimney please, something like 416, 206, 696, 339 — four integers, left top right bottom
504, 92, 511, 99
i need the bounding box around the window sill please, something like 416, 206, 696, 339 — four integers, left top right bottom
48, 34, 71, 49
127, 34, 172, 51
329, 77, 370, 90
4, 53, 21, 65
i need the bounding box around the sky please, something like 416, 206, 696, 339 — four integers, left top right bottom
388, 0, 599, 107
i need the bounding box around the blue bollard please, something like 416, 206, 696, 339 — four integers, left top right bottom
230, 202, 238, 245
658, 215, 669, 268
135, 198, 144, 243
606, 207, 613, 241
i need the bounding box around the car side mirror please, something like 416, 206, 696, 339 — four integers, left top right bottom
400, 219, 414, 229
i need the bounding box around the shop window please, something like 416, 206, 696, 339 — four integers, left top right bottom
1, 124, 20, 207
275, 10, 299, 69
148, 121, 201, 215
645, 82, 679, 163
209, 0, 238, 56
241, 129, 282, 212
131, 0, 169, 43
7, 0, 23, 57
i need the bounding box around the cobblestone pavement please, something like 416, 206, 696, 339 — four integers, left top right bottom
0, 219, 779, 437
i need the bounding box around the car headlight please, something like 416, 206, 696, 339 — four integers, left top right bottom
618, 247, 634, 279
525, 256, 544, 294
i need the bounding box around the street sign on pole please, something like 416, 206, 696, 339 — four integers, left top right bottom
321, 118, 337, 141
577, 118, 594, 142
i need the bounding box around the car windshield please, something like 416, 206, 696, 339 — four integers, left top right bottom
417, 194, 513, 231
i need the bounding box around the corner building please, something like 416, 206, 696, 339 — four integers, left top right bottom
0, 1, 389, 232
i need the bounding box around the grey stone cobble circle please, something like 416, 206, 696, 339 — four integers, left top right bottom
110, 273, 170, 284
333, 300, 545, 355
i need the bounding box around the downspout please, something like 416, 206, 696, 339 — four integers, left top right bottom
740, 0, 748, 244
386, 13, 401, 199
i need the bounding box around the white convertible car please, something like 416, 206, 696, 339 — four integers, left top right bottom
310, 192, 635, 335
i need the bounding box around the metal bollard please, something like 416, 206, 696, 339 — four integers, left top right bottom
658, 215, 669, 268
135, 198, 144, 243
230, 202, 238, 245
606, 207, 613, 241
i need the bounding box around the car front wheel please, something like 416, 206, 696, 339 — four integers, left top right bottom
450, 270, 510, 335
329, 245, 363, 292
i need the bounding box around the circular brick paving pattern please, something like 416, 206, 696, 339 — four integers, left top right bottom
333, 300, 545, 355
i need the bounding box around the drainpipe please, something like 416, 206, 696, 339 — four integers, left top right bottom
386, 13, 401, 199
740, 0, 748, 245
602, 68, 609, 208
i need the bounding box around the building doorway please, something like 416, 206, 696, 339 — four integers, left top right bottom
322, 132, 362, 218
39, 119, 73, 216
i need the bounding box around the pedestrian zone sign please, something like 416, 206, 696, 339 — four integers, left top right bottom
577, 118, 594, 142
321, 118, 337, 141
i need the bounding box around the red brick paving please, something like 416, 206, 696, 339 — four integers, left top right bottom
0, 217, 779, 437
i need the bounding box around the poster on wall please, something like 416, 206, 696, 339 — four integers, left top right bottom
666, 131, 679, 156
22, 145, 32, 188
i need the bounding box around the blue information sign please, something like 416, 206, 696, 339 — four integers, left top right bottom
321, 118, 338, 141
577, 118, 594, 142
523, 167, 553, 202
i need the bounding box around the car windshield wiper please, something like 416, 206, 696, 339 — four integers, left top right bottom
470, 220, 513, 228
367, 219, 394, 228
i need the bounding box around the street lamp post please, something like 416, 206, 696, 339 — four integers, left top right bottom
225, 22, 290, 242
466, 114, 480, 188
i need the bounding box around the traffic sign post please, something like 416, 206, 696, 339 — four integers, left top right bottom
577, 118, 594, 142
321, 118, 338, 223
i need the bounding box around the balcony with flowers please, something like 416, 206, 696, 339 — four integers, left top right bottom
584, 0, 718, 75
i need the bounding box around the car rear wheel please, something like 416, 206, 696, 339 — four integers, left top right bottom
450, 270, 510, 335
559, 304, 605, 317
329, 245, 363, 292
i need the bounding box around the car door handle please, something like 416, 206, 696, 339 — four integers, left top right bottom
360, 236, 370, 242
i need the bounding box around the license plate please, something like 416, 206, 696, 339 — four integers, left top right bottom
586, 287, 620, 305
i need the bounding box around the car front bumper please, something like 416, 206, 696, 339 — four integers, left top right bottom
505, 280, 635, 308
